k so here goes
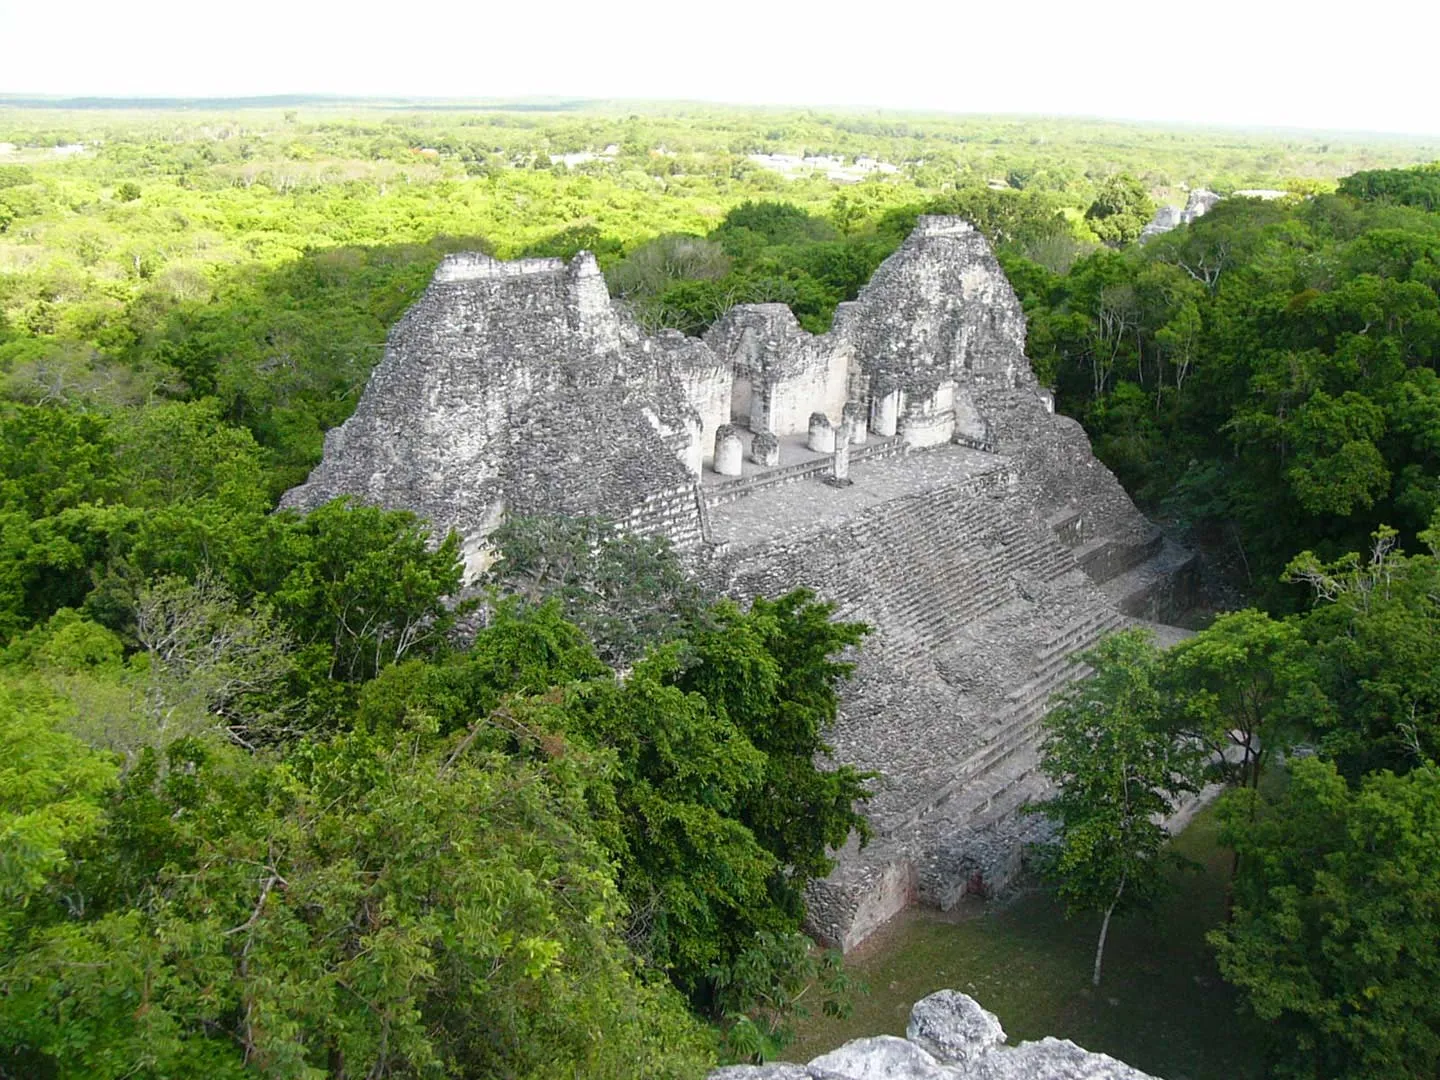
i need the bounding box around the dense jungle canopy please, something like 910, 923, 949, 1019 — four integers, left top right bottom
3, 104, 1440, 1079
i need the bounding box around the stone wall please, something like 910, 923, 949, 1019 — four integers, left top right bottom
280, 250, 708, 563
705, 305, 850, 437
282, 215, 1129, 567
835, 217, 1025, 393
698, 436, 1172, 949
666, 332, 734, 467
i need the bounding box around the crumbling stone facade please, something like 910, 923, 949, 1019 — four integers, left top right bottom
284, 216, 1196, 949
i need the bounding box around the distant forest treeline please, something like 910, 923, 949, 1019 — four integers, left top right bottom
0, 94, 599, 111
1, 107, 1437, 592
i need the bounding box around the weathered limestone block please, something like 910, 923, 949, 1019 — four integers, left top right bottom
708, 992, 1160, 1080
843, 401, 869, 444
906, 991, 1005, 1065
951, 388, 988, 445
710, 1067, 810, 1080
1139, 204, 1184, 242
900, 381, 957, 449
809, 1036, 954, 1080
714, 424, 744, 476
809, 412, 837, 454
830, 421, 853, 485
969, 1037, 1158, 1079
871, 385, 903, 437
1181, 188, 1221, 224
671, 340, 734, 466
279, 250, 709, 570
705, 305, 847, 437
835, 216, 1027, 390
752, 431, 780, 468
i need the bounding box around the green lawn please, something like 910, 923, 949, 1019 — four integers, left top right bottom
788, 806, 1262, 1080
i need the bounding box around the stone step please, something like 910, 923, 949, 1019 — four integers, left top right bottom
1036, 606, 1126, 663
907, 743, 1048, 845
883, 607, 1125, 837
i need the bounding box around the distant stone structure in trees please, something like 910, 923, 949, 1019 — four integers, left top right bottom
1139, 186, 1291, 241
283, 216, 1197, 949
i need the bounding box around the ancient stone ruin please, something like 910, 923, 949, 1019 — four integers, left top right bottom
283, 216, 1196, 950
1139, 186, 1291, 241
712, 990, 1159, 1080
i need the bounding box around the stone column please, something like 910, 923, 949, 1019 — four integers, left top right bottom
713, 424, 743, 477
871, 388, 902, 437
843, 401, 869, 445
751, 431, 780, 468
808, 412, 836, 454
827, 420, 854, 487
749, 383, 772, 435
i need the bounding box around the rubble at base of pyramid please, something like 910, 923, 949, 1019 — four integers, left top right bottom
282, 216, 1199, 950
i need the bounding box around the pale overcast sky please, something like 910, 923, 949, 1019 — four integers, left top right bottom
2, 0, 1436, 136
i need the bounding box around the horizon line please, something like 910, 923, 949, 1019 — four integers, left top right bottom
2, 93, 1438, 143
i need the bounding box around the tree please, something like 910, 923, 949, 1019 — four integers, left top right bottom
711, 201, 838, 254
675, 591, 872, 899
564, 645, 778, 1002
1, 715, 715, 1079
350, 591, 871, 1041
1284, 391, 1390, 517
1285, 524, 1440, 780
107, 399, 268, 515
129, 572, 294, 753
1210, 757, 1440, 1079
251, 498, 466, 688
1028, 628, 1202, 986
1338, 163, 1440, 211
1084, 174, 1156, 247
0, 684, 115, 934
608, 233, 731, 301
1161, 608, 1310, 795
485, 514, 709, 667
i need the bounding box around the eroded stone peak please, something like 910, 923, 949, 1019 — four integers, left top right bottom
433, 252, 568, 282
913, 215, 977, 237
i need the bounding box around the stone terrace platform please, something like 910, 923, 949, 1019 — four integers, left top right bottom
698, 438, 1192, 951
706, 442, 1006, 548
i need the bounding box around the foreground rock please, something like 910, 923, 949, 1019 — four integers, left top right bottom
711, 990, 1159, 1080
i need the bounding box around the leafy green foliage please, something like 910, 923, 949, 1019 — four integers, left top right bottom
486, 514, 708, 666
1015, 177, 1440, 600
1160, 608, 1312, 793
676, 591, 872, 893
1, 717, 714, 1079
1029, 628, 1203, 985
0, 685, 115, 925
1085, 174, 1156, 247
709, 932, 857, 1064
1211, 758, 1440, 1079
1338, 163, 1440, 210
247, 499, 466, 687
1285, 524, 1440, 780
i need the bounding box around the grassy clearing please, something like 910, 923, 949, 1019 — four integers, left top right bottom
789, 805, 1261, 1080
